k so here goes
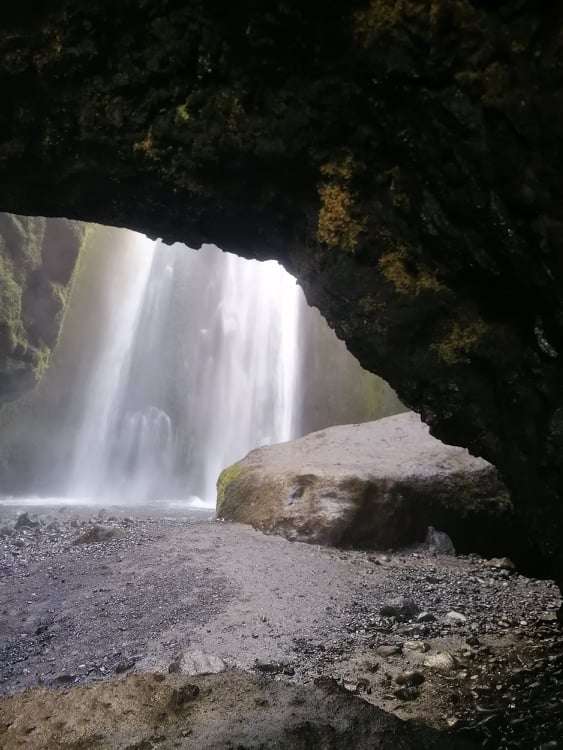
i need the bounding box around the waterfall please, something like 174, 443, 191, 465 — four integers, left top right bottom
66, 232, 156, 498
64, 238, 303, 507
0, 223, 403, 508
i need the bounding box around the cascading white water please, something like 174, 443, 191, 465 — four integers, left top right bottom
0, 223, 403, 508
192, 250, 301, 503
64, 238, 302, 507
66, 233, 157, 498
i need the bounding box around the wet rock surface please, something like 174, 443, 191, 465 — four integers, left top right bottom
218, 413, 518, 556
0, 505, 560, 748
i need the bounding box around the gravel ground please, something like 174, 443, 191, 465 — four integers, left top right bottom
0, 503, 561, 749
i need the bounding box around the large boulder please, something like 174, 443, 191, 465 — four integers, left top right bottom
217, 412, 517, 557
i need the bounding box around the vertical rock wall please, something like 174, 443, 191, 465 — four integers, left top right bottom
0, 214, 84, 401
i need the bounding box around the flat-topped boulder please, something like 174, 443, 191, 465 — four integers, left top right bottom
217, 412, 516, 555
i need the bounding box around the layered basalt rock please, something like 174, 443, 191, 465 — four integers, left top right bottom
0, 2, 562, 595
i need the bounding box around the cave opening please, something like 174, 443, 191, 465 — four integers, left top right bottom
0, 217, 402, 509
0, 214, 561, 750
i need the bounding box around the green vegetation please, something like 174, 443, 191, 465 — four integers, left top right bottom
216, 462, 246, 509
434, 316, 489, 365
378, 247, 443, 296
0, 250, 25, 351
317, 157, 366, 252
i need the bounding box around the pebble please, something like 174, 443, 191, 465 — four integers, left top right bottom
115, 658, 137, 674
380, 597, 420, 620
72, 525, 126, 545
395, 670, 425, 686
253, 661, 285, 675
403, 640, 430, 653
416, 611, 436, 623
423, 652, 457, 674
376, 644, 402, 657
169, 651, 226, 676
426, 526, 456, 555
445, 611, 467, 625
485, 557, 515, 571
15, 513, 40, 530
394, 686, 420, 701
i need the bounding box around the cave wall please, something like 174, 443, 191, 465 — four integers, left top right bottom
0, 1, 562, 588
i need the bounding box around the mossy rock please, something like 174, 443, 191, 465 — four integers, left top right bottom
216, 413, 527, 561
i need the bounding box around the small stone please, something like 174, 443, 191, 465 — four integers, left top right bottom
423, 652, 457, 674
168, 684, 200, 708
395, 670, 425, 686
394, 686, 420, 701
485, 557, 515, 571
15, 513, 39, 529
313, 676, 343, 694
115, 658, 136, 674
445, 611, 467, 625
404, 640, 430, 653
170, 651, 226, 676
367, 556, 381, 565
72, 525, 126, 545
343, 681, 360, 693
53, 674, 75, 685
169, 657, 182, 674
426, 526, 455, 555
380, 597, 420, 620
363, 661, 380, 673
416, 611, 436, 623
254, 661, 284, 675
376, 644, 402, 657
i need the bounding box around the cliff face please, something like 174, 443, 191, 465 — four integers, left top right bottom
0, 2, 562, 589
0, 214, 84, 400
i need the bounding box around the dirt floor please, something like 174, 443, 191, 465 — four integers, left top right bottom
0, 502, 561, 749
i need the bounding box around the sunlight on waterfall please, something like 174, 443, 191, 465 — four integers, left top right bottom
0, 224, 400, 510
64, 236, 303, 507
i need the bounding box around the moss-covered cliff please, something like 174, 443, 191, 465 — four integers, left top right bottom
0, 1, 562, 596
0, 214, 84, 400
